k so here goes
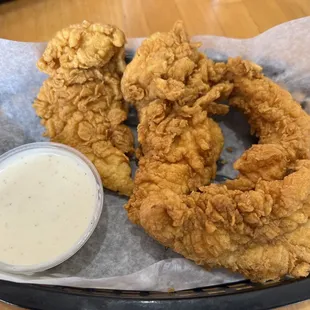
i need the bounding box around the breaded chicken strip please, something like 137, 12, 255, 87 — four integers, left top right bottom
122, 21, 232, 222
140, 160, 310, 282
33, 21, 134, 196
123, 22, 310, 282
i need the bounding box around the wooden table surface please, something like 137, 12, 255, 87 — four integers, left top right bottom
0, 0, 310, 309
0, 0, 309, 41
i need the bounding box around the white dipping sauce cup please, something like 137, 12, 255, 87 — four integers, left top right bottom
0, 142, 104, 274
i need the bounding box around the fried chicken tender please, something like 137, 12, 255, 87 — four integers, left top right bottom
122, 21, 233, 224
33, 21, 134, 196
140, 160, 310, 282
123, 22, 310, 282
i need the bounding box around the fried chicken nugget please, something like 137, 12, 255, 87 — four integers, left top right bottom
33, 21, 134, 196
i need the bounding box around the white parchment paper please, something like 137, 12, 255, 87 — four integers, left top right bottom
0, 17, 309, 292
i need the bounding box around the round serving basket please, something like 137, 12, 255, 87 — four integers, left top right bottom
1, 277, 310, 309
2, 18, 310, 310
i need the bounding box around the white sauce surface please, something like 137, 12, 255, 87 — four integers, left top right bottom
0, 148, 97, 266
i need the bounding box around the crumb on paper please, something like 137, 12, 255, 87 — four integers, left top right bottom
226, 147, 233, 153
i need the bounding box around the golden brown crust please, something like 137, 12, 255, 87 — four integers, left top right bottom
123, 22, 310, 282
122, 21, 232, 224
33, 21, 134, 196
122, 21, 230, 109
38, 20, 126, 75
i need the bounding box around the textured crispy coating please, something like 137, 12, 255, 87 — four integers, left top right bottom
122, 21, 233, 224
140, 160, 310, 282
225, 58, 310, 189
121, 21, 231, 111
37, 21, 126, 75
33, 21, 134, 196
122, 22, 310, 282
127, 102, 226, 224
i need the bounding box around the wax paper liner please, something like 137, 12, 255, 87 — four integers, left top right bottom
0, 17, 309, 291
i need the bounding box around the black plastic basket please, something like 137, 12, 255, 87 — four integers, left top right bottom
1, 277, 310, 309
1, 31, 310, 310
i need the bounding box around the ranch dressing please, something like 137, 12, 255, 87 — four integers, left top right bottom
0, 147, 98, 266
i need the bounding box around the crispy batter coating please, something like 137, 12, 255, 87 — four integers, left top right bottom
38, 21, 126, 75
122, 22, 232, 223
225, 58, 310, 189
122, 22, 310, 282
33, 21, 134, 196
121, 21, 231, 111
140, 160, 310, 282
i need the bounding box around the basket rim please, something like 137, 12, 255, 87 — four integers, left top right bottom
1, 277, 310, 309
